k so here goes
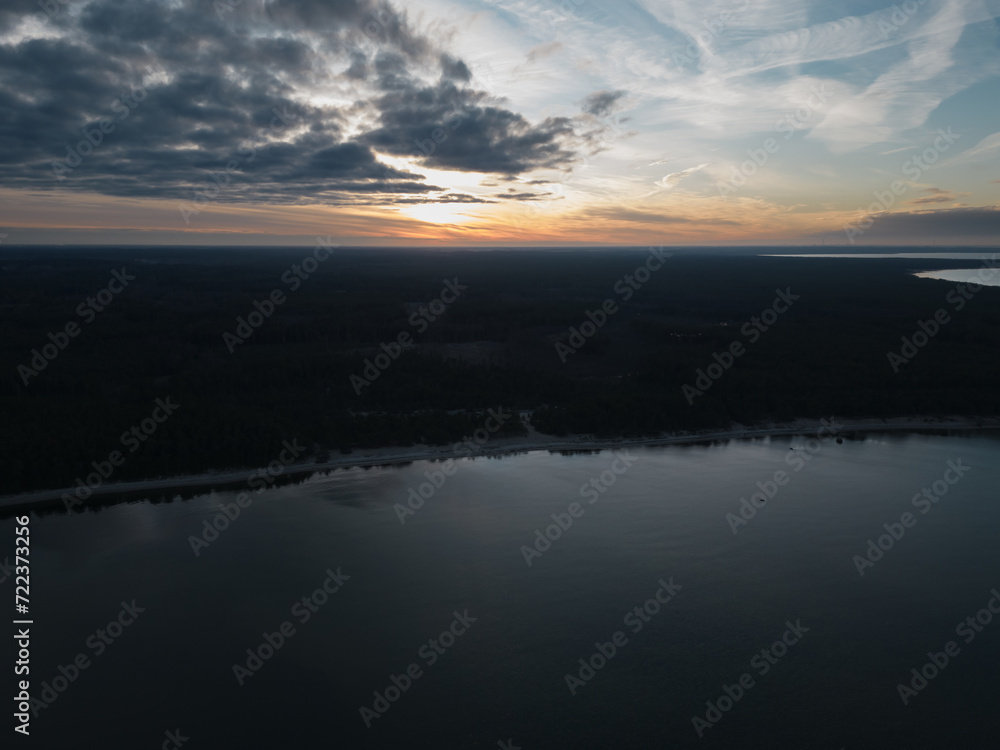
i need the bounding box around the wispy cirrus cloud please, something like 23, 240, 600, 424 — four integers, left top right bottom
653, 163, 709, 189
909, 187, 956, 205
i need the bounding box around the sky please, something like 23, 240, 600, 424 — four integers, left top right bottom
0, 0, 998, 246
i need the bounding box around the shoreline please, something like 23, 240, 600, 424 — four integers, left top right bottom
3, 415, 999, 511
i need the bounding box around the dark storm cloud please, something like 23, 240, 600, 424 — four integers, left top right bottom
0, 0, 51, 28
264, 0, 374, 26
344, 50, 371, 80
361, 81, 579, 174
372, 50, 417, 91
264, 0, 437, 62
440, 54, 471, 82
0, 0, 591, 204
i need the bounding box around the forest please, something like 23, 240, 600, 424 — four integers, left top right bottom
2, 246, 998, 495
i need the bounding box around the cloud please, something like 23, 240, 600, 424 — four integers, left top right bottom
501, 190, 557, 200
713, 0, 1000, 79
0, 0, 590, 205
653, 163, 709, 190
361, 81, 582, 174
880, 146, 914, 156
829, 205, 1000, 242
948, 131, 1000, 165
909, 194, 954, 205
580, 89, 628, 118
3, 0, 999, 243
907, 187, 954, 205
526, 41, 562, 63
439, 54, 472, 82
584, 205, 739, 226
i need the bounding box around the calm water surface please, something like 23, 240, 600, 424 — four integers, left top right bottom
9, 432, 1000, 748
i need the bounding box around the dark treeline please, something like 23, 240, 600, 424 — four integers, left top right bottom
2, 246, 998, 494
